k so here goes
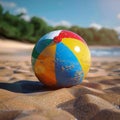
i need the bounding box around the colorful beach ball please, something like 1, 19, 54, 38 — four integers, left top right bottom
32, 30, 91, 88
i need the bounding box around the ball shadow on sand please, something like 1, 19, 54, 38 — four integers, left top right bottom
0, 80, 51, 93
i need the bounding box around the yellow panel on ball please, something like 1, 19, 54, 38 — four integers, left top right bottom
62, 38, 91, 77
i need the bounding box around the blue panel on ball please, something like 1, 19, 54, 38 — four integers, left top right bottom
55, 43, 84, 87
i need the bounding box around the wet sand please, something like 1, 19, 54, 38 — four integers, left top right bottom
0, 39, 120, 120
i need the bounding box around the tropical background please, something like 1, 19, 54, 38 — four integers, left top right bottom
0, 0, 120, 45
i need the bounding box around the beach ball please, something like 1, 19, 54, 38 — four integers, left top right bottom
32, 30, 91, 88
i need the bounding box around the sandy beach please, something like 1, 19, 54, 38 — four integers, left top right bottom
0, 39, 120, 120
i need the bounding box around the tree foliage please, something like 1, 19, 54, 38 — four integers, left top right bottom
0, 5, 119, 45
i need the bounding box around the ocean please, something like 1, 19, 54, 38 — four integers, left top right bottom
90, 47, 120, 57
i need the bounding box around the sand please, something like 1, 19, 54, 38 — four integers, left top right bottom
0, 39, 120, 120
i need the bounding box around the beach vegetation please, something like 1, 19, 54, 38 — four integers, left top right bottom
0, 5, 119, 45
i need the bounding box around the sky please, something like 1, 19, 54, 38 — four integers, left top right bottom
0, 0, 120, 33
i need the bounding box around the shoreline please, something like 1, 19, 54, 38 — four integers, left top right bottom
0, 39, 120, 62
